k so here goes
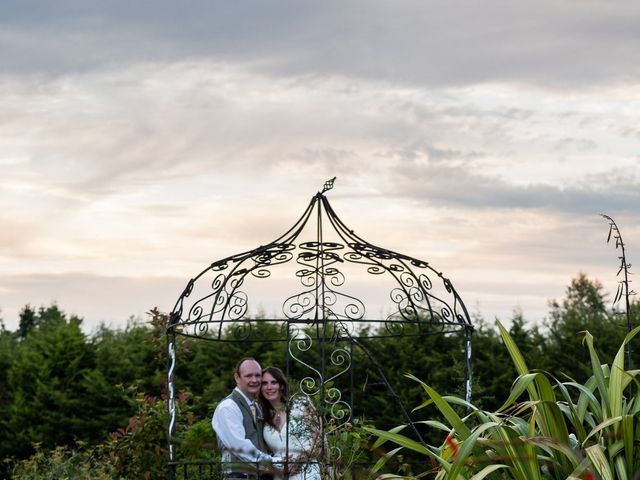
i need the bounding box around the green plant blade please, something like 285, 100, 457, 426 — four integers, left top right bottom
583, 415, 623, 444
586, 444, 613, 480
448, 422, 500, 480
565, 380, 602, 426
405, 373, 473, 440
497, 321, 531, 379
497, 373, 539, 412
364, 427, 434, 457
582, 331, 612, 415
468, 464, 508, 480
370, 424, 408, 450
524, 435, 581, 469
371, 446, 403, 473
610, 326, 640, 419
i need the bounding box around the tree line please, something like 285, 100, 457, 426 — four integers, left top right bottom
0, 273, 637, 478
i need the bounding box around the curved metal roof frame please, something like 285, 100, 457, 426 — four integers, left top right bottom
167, 182, 472, 342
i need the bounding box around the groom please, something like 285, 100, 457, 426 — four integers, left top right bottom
212, 357, 280, 480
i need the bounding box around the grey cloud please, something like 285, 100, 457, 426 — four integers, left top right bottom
619, 127, 640, 140
554, 137, 598, 152
410, 103, 536, 125
389, 159, 640, 215
3, 0, 639, 88
580, 169, 639, 195
289, 147, 360, 175
380, 140, 484, 165
3, 52, 637, 212
0, 66, 276, 198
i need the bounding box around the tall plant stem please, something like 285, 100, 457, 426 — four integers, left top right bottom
601, 214, 635, 369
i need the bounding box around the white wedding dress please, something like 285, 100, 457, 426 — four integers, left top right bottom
263, 402, 322, 480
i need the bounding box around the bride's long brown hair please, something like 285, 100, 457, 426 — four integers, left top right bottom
259, 366, 289, 430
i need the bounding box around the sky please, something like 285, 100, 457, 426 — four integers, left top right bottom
1, 1, 639, 333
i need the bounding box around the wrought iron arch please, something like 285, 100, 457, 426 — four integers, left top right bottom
166, 179, 474, 479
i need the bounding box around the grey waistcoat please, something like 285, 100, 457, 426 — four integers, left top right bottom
223, 390, 268, 468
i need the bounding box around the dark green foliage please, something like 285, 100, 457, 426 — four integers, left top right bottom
324, 418, 373, 479
2, 273, 640, 478
85, 319, 166, 434
466, 317, 514, 411
6, 306, 96, 457
0, 322, 18, 472
178, 418, 218, 460
102, 389, 215, 479
354, 331, 467, 430
18, 305, 37, 339
471, 312, 548, 412
0, 321, 16, 403
544, 273, 633, 382
102, 393, 173, 480
0, 306, 165, 478
92, 320, 163, 396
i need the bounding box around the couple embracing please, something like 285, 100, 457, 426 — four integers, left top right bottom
212, 357, 323, 480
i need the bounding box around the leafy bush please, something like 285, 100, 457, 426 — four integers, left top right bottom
325, 417, 374, 479
178, 417, 218, 460
101, 392, 175, 480
368, 322, 640, 479
10, 444, 115, 480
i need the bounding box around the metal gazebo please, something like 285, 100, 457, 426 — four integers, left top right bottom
166, 179, 474, 479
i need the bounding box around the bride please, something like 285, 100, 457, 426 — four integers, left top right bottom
259, 367, 322, 480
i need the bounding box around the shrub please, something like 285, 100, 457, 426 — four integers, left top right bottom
368, 323, 640, 479
101, 392, 174, 480
325, 417, 374, 479
10, 444, 115, 480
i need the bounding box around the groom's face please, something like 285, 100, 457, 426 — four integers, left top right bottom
235, 359, 262, 398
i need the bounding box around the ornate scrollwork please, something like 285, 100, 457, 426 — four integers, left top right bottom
283, 240, 366, 323
326, 348, 351, 384
169, 195, 470, 338
195, 321, 210, 337
288, 326, 322, 396
167, 188, 474, 475
287, 324, 352, 430
229, 320, 253, 341
325, 386, 351, 428
251, 243, 295, 277
322, 344, 352, 429
283, 290, 317, 320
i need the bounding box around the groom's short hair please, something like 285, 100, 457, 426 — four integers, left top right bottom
235, 357, 258, 375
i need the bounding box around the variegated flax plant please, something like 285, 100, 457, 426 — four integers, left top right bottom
366, 322, 640, 480
601, 214, 636, 369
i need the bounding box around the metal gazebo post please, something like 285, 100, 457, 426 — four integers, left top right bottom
167, 312, 179, 480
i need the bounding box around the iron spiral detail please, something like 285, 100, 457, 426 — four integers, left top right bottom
166, 184, 474, 479
168, 192, 471, 339
287, 324, 353, 431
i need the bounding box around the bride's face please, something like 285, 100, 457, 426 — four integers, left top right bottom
261, 372, 282, 403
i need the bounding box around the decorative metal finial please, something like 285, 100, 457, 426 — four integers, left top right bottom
321, 176, 336, 194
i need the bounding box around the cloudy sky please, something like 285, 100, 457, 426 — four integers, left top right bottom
2, 1, 639, 333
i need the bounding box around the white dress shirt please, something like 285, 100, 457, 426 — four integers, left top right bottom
212, 388, 280, 466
